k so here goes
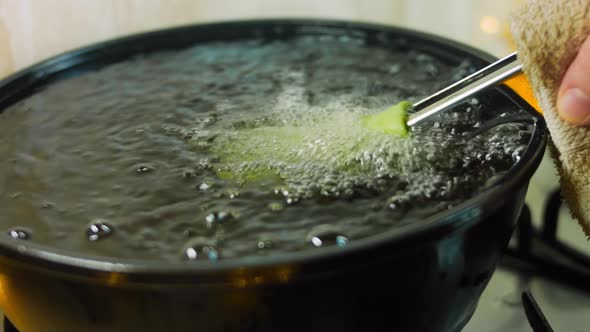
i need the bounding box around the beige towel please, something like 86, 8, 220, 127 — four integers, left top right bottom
510, 0, 590, 237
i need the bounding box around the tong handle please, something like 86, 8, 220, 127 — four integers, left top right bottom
407, 52, 541, 126
503, 72, 542, 114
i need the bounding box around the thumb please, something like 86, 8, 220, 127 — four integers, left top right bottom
557, 34, 590, 126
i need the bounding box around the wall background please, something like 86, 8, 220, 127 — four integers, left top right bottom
0, 0, 525, 79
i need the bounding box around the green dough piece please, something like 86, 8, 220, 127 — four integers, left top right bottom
216, 168, 282, 185
213, 100, 411, 184
361, 101, 411, 137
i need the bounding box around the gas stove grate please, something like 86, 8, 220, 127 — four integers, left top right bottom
502, 188, 590, 332
504, 188, 590, 292
522, 291, 554, 332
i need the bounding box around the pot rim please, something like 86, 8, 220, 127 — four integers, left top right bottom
0, 18, 547, 279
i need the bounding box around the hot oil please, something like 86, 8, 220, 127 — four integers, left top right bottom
0, 36, 533, 261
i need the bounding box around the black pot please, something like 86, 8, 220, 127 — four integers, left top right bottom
0, 20, 546, 332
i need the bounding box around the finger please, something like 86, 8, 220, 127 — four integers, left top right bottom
557, 34, 590, 126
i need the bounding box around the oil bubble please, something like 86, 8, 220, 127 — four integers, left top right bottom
306, 225, 349, 248
136, 165, 153, 174
198, 183, 211, 191
7, 227, 32, 240
205, 211, 235, 229
87, 220, 114, 241
183, 237, 219, 261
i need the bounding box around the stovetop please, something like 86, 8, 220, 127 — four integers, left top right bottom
464, 152, 590, 332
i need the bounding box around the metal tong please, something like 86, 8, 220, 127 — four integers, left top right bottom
407, 52, 523, 127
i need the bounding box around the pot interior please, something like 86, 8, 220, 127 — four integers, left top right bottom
0, 20, 546, 272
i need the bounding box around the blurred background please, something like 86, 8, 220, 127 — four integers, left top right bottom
0, 0, 525, 79
1, 1, 589, 331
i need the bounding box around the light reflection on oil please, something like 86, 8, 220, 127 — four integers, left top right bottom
231, 266, 296, 288
105, 272, 126, 286
0, 272, 7, 307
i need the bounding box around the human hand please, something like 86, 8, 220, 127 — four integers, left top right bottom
557, 34, 590, 126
